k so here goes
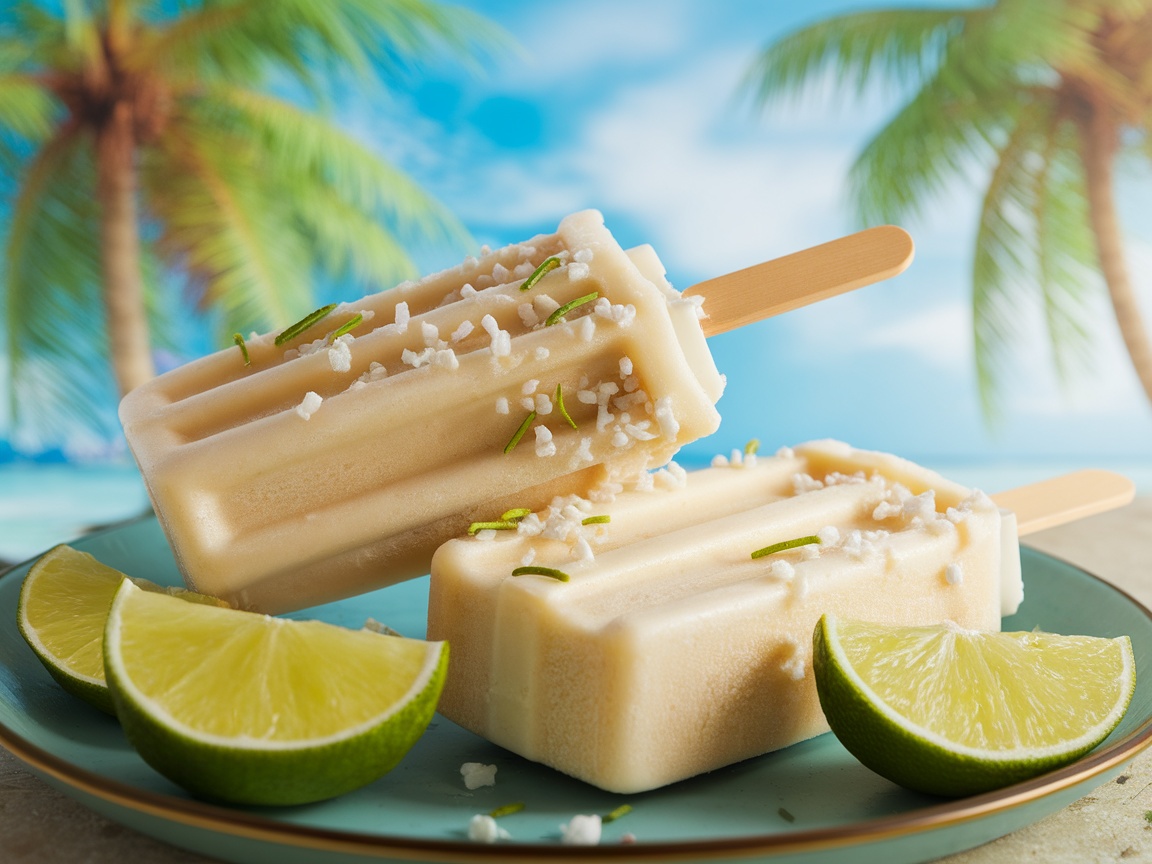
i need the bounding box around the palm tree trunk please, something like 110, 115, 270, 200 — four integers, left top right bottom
96, 100, 154, 396
1079, 100, 1152, 406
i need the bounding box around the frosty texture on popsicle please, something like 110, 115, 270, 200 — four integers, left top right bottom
426, 440, 1023, 794
120, 210, 724, 612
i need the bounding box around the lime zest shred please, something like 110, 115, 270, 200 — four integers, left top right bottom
545, 292, 599, 327
555, 383, 578, 430
468, 508, 533, 535
745, 438, 761, 456
275, 304, 337, 346
489, 802, 525, 819
520, 256, 561, 291
511, 565, 570, 582
467, 521, 519, 535
233, 333, 251, 366
503, 411, 537, 455
751, 535, 821, 560
581, 515, 610, 525
603, 804, 632, 823
328, 313, 363, 342
778, 807, 796, 823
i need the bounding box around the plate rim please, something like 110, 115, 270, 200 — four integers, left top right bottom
2, 517, 1152, 862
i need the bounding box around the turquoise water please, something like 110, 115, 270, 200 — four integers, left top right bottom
2, 459, 1150, 569
0, 462, 151, 566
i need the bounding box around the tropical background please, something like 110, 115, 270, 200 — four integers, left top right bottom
1, 0, 1150, 564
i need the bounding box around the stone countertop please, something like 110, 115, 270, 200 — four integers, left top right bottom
2, 499, 1151, 864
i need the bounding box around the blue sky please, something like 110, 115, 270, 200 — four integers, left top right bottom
4, 0, 1152, 469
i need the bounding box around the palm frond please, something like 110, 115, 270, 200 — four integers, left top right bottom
972, 105, 1037, 421
2, 125, 118, 439
743, 7, 972, 109
143, 85, 471, 340
2, 2, 100, 72
1030, 117, 1096, 388
208, 85, 469, 251
0, 74, 55, 141
848, 63, 1015, 226
287, 182, 418, 293
141, 112, 315, 338
131, 0, 509, 91
970, 96, 1097, 419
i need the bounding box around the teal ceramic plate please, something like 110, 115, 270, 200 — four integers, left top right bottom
2, 517, 1151, 864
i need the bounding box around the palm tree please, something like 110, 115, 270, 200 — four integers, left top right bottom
0, 0, 500, 443
744, 0, 1152, 417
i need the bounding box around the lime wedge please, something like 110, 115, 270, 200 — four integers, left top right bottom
17, 545, 226, 715
17, 545, 126, 714
812, 614, 1135, 797
103, 580, 448, 805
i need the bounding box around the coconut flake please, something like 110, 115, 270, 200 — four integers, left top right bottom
654, 461, 687, 490
468, 815, 509, 844
450, 320, 474, 342
654, 396, 680, 439
460, 762, 497, 790
768, 560, 795, 581
380, 301, 409, 336
295, 391, 322, 420
481, 314, 511, 357
327, 335, 353, 373
560, 815, 602, 846
568, 261, 591, 281
534, 426, 556, 457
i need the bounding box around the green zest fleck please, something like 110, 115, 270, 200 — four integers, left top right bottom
488, 802, 526, 819
328, 313, 363, 342
520, 256, 561, 291
745, 438, 761, 456
751, 535, 821, 560
232, 333, 250, 366
503, 410, 537, 454
555, 383, 578, 430
778, 807, 796, 823
545, 291, 599, 327
603, 804, 632, 824
511, 565, 570, 582
275, 303, 337, 346
468, 508, 533, 535
582, 515, 610, 525
467, 521, 519, 535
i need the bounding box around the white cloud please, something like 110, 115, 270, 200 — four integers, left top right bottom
502, 0, 695, 84
856, 299, 973, 364
566, 51, 858, 281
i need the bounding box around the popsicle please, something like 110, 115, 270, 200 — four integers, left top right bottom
426, 440, 1134, 794
120, 211, 913, 613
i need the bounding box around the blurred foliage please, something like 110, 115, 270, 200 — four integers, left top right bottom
747, 0, 1152, 419
0, 0, 508, 447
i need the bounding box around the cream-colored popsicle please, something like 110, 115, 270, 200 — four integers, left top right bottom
426, 440, 1024, 794
120, 210, 725, 612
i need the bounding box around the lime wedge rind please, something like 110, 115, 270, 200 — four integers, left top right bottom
16, 545, 125, 715
813, 614, 1136, 798
104, 580, 449, 805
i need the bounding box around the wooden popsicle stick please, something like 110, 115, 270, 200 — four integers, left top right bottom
991, 470, 1136, 536
684, 225, 915, 338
